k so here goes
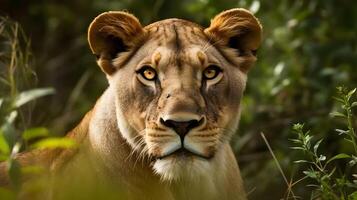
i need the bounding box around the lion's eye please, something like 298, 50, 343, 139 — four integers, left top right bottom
137, 66, 157, 81
203, 65, 222, 80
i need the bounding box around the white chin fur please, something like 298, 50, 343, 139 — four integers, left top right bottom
153, 157, 212, 181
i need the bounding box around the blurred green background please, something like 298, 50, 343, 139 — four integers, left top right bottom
1, 0, 356, 199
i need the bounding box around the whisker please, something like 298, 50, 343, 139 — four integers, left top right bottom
133, 137, 149, 167
124, 129, 147, 163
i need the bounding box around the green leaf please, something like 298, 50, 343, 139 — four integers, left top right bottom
303, 170, 318, 179
332, 96, 345, 104
349, 88, 357, 95
326, 153, 351, 164
294, 160, 309, 164
289, 139, 303, 145
0, 130, 10, 155
11, 142, 21, 156
352, 102, 357, 108
335, 129, 348, 135
289, 139, 301, 143
249, 0, 260, 14
13, 88, 55, 108
1, 111, 18, 149
290, 146, 304, 150
313, 139, 323, 154
349, 159, 357, 167
348, 191, 357, 200
31, 137, 77, 149
0, 155, 8, 162
4, 111, 18, 125
345, 138, 354, 144
336, 86, 343, 92
293, 123, 304, 131
21, 165, 44, 175
305, 135, 312, 149
22, 127, 49, 141
330, 111, 346, 118
347, 88, 356, 100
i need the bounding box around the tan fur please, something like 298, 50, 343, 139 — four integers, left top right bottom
204, 8, 262, 52
0, 8, 262, 200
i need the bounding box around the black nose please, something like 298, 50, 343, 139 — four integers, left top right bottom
160, 118, 203, 139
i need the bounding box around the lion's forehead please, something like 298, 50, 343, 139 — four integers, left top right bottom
137, 20, 220, 75
144, 19, 208, 49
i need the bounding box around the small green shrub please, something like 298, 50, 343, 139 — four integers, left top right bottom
290, 87, 357, 200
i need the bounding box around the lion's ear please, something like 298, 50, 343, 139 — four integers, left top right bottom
88, 11, 144, 74
204, 8, 262, 57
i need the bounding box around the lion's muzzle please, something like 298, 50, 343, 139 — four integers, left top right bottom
159, 117, 204, 140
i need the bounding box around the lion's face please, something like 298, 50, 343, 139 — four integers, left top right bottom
88, 9, 262, 180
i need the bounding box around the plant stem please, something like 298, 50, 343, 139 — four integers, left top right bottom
345, 98, 357, 154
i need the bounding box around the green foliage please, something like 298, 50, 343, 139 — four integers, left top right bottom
30, 137, 77, 149
0, 17, 76, 198
332, 87, 357, 154
13, 88, 55, 108
0, 129, 10, 159
22, 127, 49, 141
290, 87, 357, 200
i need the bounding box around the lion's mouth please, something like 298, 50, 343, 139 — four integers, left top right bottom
157, 148, 212, 160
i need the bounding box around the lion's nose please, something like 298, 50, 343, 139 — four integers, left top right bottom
160, 118, 203, 139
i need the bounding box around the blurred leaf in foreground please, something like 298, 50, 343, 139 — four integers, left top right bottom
22, 127, 49, 141
31, 138, 77, 149
13, 88, 55, 108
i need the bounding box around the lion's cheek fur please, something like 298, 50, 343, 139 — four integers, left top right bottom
108, 73, 148, 145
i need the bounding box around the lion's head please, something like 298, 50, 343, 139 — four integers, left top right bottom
88, 8, 262, 181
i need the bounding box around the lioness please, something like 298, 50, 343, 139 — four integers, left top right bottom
0, 8, 262, 200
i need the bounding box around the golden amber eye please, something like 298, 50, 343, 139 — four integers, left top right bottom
203, 65, 221, 80
138, 66, 157, 81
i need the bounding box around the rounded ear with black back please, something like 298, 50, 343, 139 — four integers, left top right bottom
88, 11, 145, 75
204, 8, 262, 72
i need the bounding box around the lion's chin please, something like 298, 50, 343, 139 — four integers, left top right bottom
152, 155, 212, 181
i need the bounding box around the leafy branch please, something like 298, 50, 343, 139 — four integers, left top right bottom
290, 87, 357, 200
